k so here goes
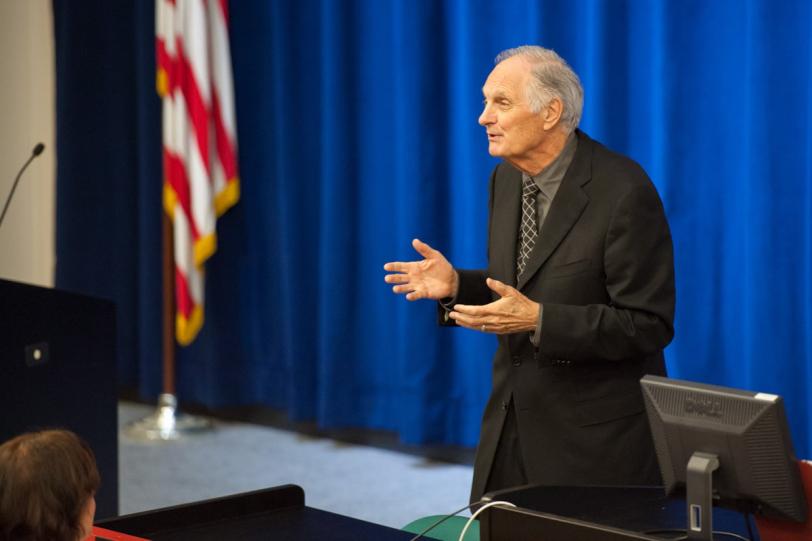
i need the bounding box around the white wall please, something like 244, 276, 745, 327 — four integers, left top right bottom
0, 0, 55, 287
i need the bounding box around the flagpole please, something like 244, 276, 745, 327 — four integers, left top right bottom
162, 209, 175, 396
123, 208, 213, 441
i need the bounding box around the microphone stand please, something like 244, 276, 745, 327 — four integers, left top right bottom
0, 143, 45, 230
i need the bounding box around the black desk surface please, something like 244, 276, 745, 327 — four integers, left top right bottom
104, 507, 415, 541
98, 483, 760, 540
97, 485, 415, 541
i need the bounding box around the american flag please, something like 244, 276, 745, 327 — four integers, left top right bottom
155, 0, 239, 345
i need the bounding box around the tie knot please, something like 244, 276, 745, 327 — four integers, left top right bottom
522, 177, 540, 197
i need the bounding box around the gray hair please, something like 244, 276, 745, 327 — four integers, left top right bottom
495, 45, 584, 132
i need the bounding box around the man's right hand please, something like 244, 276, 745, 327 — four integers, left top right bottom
384, 239, 458, 301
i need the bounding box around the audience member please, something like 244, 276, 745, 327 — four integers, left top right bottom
0, 429, 100, 541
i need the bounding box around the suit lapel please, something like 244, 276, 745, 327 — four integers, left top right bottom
490, 165, 522, 286
516, 132, 593, 291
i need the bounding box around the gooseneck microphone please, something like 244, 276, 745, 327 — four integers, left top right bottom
0, 143, 45, 230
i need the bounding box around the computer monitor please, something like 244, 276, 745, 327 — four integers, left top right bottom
640, 375, 807, 540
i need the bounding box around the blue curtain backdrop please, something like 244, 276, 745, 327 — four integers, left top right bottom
53, 1, 812, 455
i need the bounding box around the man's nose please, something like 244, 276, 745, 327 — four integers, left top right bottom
478, 107, 493, 126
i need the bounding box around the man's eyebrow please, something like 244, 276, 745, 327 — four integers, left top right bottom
483, 89, 511, 101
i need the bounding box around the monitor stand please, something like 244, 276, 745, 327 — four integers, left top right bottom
686, 452, 720, 540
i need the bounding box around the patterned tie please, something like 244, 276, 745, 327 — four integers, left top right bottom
516, 176, 540, 277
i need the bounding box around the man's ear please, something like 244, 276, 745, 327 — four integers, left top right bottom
543, 98, 563, 130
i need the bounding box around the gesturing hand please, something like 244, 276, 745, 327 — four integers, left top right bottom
384, 239, 458, 301
449, 278, 540, 334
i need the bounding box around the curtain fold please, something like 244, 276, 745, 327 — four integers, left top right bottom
54, 0, 812, 455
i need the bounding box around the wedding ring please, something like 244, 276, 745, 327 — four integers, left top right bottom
481, 324, 487, 332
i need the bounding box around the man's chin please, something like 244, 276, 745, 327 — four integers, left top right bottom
487, 143, 504, 157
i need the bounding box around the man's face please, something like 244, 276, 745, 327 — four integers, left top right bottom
478, 56, 548, 165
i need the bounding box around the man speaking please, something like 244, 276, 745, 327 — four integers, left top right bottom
384, 45, 675, 502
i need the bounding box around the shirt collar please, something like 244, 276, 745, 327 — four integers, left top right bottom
523, 132, 578, 197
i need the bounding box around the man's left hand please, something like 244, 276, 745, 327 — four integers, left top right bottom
449, 278, 540, 334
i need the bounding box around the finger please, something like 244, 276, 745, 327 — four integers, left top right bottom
448, 311, 483, 327
453, 315, 499, 333
452, 303, 485, 316
412, 238, 438, 259
384, 261, 413, 272
454, 319, 480, 331
384, 274, 410, 284
392, 284, 417, 294
405, 290, 426, 301
486, 277, 514, 297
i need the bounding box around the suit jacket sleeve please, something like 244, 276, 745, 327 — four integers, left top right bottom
436, 269, 491, 326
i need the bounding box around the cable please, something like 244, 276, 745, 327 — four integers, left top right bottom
458, 500, 517, 541
407, 502, 479, 541
709, 532, 752, 541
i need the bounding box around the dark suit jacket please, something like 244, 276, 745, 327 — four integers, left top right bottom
446, 130, 675, 502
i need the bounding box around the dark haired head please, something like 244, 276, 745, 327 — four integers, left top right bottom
0, 429, 100, 541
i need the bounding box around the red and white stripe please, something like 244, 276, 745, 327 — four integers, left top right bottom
156, 0, 239, 345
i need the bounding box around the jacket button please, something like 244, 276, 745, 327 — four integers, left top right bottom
512, 356, 522, 367
501, 401, 508, 411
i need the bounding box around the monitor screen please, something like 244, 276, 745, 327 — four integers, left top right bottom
640, 375, 807, 527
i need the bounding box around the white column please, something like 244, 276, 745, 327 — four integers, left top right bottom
0, 0, 56, 287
